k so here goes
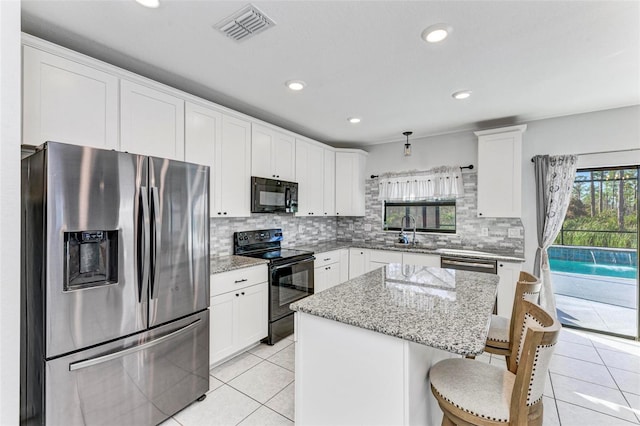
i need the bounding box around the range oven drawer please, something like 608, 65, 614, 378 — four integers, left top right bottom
440, 256, 498, 274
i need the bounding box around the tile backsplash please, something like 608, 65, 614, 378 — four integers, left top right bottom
210, 172, 523, 257
210, 215, 336, 257
336, 172, 524, 256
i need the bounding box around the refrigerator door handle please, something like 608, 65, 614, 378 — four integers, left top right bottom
150, 186, 161, 299
68, 318, 202, 371
138, 187, 151, 302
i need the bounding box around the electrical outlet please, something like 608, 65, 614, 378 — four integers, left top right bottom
364, 223, 372, 232
298, 224, 304, 233
480, 228, 489, 237
508, 228, 521, 238
348, 223, 354, 231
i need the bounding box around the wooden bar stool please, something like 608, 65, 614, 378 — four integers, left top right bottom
484, 271, 542, 364
429, 300, 560, 425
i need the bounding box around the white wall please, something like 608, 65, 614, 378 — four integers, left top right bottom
365, 131, 477, 177
364, 105, 640, 272
521, 105, 640, 272
0, 0, 22, 424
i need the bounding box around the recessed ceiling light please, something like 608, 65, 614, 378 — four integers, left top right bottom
348, 117, 361, 124
286, 80, 306, 91
452, 90, 472, 100
135, 0, 160, 8
421, 24, 451, 43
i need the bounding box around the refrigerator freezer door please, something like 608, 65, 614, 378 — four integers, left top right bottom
42, 143, 148, 358
45, 310, 209, 426
148, 157, 209, 327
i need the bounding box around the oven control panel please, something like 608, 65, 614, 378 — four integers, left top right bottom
234, 228, 284, 247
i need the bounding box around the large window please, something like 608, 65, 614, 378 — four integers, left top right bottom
384, 201, 456, 233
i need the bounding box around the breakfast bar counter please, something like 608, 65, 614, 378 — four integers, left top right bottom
290, 264, 499, 426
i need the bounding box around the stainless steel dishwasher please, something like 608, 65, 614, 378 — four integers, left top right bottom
440, 256, 498, 313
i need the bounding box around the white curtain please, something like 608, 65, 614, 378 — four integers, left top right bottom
533, 154, 578, 318
377, 166, 464, 201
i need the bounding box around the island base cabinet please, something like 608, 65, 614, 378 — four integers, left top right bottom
295, 312, 456, 426
496, 261, 522, 319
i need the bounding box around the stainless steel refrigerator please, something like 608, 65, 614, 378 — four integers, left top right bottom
21, 142, 210, 425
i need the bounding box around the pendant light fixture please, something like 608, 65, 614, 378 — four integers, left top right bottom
403, 131, 413, 156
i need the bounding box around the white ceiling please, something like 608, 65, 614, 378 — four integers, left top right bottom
21, 0, 640, 147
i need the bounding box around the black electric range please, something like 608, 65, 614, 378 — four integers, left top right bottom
233, 229, 315, 344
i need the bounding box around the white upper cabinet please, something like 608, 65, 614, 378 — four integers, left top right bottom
335, 150, 367, 217
296, 139, 325, 216
22, 45, 118, 149
185, 103, 250, 217
185, 102, 221, 215
323, 149, 336, 216
475, 125, 526, 218
251, 124, 296, 181
218, 114, 252, 217
120, 80, 185, 160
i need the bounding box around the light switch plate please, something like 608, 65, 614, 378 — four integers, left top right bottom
480, 228, 489, 237
298, 224, 304, 233
508, 228, 521, 238
364, 224, 372, 231
348, 223, 354, 231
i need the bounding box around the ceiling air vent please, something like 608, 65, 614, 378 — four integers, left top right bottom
215, 4, 275, 42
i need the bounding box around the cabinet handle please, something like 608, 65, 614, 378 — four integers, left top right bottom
217, 212, 221, 215
235, 293, 239, 297
325, 266, 331, 270
323, 258, 331, 261
499, 264, 504, 267
234, 278, 248, 284
223, 212, 227, 215
241, 292, 245, 295
479, 212, 483, 216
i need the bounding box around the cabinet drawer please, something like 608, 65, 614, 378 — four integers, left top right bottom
211, 264, 267, 297
314, 250, 341, 268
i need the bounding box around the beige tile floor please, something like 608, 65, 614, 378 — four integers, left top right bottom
163, 328, 640, 425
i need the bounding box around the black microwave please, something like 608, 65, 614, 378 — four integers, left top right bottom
251, 177, 298, 213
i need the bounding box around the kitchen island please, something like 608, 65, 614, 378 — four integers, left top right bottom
290, 263, 499, 426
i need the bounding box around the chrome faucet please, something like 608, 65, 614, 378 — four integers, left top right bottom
400, 215, 417, 246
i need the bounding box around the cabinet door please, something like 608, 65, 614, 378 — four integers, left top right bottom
120, 80, 185, 160
402, 253, 440, 267
496, 262, 522, 319
476, 127, 524, 218
210, 292, 235, 366
273, 132, 296, 181
314, 266, 328, 293
251, 124, 273, 179
339, 249, 350, 283
323, 149, 336, 216
218, 115, 251, 217
348, 248, 368, 279
296, 140, 324, 216
335, 152, 366, 216
22, 46, 118, 149
236, 283, 268, 349
185, 102, 221, 215
325, 264, 341, 290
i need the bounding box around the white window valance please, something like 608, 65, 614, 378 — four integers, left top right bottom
377, 166, 464, 201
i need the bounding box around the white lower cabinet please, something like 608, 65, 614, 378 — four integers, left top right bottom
209, 265, 268, 366
496, 261, 522, 319
339, 249, 350, 283
348, 248, 368, 279
314, 250, 342, 293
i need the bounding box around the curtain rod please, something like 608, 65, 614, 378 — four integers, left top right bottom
530, 148, 639, 162
370, 164, 473, 179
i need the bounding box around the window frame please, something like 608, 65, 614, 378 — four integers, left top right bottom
383, 200, 456, 234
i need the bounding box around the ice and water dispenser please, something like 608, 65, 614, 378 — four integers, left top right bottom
64, 230, 118, 291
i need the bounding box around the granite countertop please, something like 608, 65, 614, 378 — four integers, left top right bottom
290, 263, 499, 356
210, 255, 268, 275
293, 240, 524, 263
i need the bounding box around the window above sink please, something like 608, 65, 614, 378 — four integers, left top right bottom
384, 200, 456, 234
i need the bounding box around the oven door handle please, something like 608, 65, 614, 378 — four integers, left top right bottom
272, 257, 315, 270
284, 187, 291, 211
